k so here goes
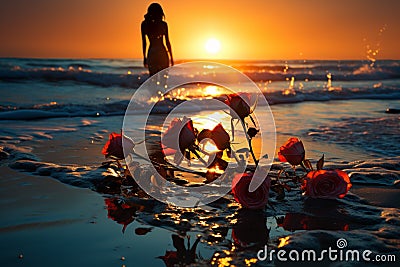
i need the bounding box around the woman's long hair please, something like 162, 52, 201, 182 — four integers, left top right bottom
144, 3, 165, 22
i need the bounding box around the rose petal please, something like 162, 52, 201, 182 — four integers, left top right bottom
278, 137, 305, 166
102, 132, 124, 159
302, 170, 352, 199
232, 173, 271, 209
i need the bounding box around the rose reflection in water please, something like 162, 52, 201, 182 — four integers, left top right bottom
277, 199, 356, 231
232, 208, 270, 249
209, 209, 269, 266
158, 234, 201, 267
104, 197, 144, 233
277, 212, 349, 232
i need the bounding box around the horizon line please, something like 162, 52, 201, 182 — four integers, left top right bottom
1, 56, 399, 61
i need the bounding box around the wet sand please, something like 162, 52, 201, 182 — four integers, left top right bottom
1, 100, 399, 266
0, 167, 177, 267
351, 186, 400, 209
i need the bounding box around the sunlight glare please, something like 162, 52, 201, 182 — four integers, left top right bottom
203, 140, 220, 153
205, 38, 221, 54
204, 85, 219, 96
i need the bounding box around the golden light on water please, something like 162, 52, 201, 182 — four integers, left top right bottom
192, 111, 230, 130
204, 85, 220, 96
282, 77, 296, 96
245, 258, 258, 266
202, 140, 220, 153
211, 256, 232, 266
206, 111, 230, 125
278, 236, 290, 248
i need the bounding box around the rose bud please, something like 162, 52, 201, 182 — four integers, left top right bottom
278, 137, 305, 166
225, 93, 252, 120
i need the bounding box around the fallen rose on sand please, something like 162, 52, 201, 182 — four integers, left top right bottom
301, 169, 352, 199
278, 137, 305, 166
102, 132, 135, 160
102, 132, 124, 159
161, 116, 196, 152
232, 173, 271, 209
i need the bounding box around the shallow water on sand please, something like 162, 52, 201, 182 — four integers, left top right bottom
1, 58, 399, 266
0, 98, 399, 266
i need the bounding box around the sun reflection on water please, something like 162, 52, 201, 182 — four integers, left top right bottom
245, 258, 258, 266
204, 85, 221, 96
192, 111, 231, 130
278, 236, 290, 248
202, 140, 220, 153
282, 77, 296, 96
146, 83, 232, 104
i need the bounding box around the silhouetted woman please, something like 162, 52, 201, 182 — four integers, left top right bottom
141, 3, 174, 76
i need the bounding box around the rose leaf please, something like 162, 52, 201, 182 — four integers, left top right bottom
316, 154, 325, 170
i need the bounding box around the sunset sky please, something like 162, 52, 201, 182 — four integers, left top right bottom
0, 0, 399, 60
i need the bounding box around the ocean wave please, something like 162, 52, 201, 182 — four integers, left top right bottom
0, 67, 146, 88
0, 100, 130, 120
1, 85, 399, 120
264, 85, 400, 104
245, 63, 400, 82
1, 59, 399, 88
306, 116, 400, 158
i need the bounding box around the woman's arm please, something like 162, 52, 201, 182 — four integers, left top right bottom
164, 23, 174, 66
141, 22, 148, 67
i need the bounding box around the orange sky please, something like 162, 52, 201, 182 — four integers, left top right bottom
0, 0, 399, 60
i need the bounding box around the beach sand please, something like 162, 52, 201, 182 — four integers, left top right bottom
351, 186, 400, 209
1, 58, 399, 266
1, 104, 399, 266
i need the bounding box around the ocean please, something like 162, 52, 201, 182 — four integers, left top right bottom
0, 58, 399, 266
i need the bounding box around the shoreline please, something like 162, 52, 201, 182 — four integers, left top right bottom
0, 57, 399, 265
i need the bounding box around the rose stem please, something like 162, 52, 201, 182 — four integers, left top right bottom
130, 150, 206, 177
191, 148, 208, 166
239, 119, 259, 165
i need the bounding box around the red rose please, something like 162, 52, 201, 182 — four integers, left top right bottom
232, 173, 271, 209
278, 137, 305, 166
210, 123, 230, 150
302, 169, 352, 199
162, 117, 196, 152
198, 124, 230, 151
102, 132, 135, 160
225, 93, 251, 120
102, 132, 123, 159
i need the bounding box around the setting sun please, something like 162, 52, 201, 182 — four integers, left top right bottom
205, 38, 221, 54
